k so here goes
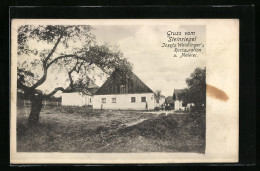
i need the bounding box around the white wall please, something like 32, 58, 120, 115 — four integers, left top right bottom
174, 100, 183, 110
93, 93, 156, 110
62, 92, 93, 106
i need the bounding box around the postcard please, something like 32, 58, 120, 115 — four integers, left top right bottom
10, 19, 239, 164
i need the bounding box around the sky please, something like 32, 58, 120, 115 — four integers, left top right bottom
92, 24, 206, 96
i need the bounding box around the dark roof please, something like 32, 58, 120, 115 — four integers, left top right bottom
87, 82, 99, 89
173, 89, 184, 100
87, 87, 99, 94
95, 69, 154, 95
165, 96, 174, 104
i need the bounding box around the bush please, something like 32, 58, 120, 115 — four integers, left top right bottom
190, 106, 206, 114
154, 107, 160, 111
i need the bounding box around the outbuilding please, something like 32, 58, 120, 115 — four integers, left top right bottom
61, 83, 99, 107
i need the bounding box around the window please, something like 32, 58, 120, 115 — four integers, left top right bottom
120, 85, 126, 94
131, 97, 136, 103
141, 97, 146, 102
112, 98, 116, 103
102, 98, 106, 103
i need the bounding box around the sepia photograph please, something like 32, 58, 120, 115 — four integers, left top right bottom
11, 19, 238, 164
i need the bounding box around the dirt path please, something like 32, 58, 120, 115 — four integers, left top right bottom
123, 118, 147, 127
142, 110, 188, 115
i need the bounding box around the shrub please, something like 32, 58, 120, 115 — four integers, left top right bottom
154, 107, 160, 111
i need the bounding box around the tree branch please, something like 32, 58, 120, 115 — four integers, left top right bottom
30, 33, 64, 89
68, 63, 78, 89
30, 67, 48, 89
31, 45, 114, 90
76, 61, 84, 73
43, 33, 63, 67
30, 55, 83, 89
68, 72, 74, 89
46, 55, 78, 68
45, 87, 66, 97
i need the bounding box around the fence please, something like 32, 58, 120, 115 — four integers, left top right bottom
17, 100, 61, 107
17, 100, 61, 117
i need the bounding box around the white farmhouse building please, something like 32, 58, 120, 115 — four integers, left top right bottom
93, 69, 156, 110
62, 92, 93, 106
62, 83, 99, 106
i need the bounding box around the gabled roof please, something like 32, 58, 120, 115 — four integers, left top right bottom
95, 69, 153, 95
87, 87, 99, 94
165, 96, 174, 104
173, 89, 184, 100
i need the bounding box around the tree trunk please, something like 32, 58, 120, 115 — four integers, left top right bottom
28, 94, 43, 124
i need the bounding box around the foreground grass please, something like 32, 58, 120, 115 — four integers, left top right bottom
17, 106, 205, 153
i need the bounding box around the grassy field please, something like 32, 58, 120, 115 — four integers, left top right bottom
17, 106, 205, 153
